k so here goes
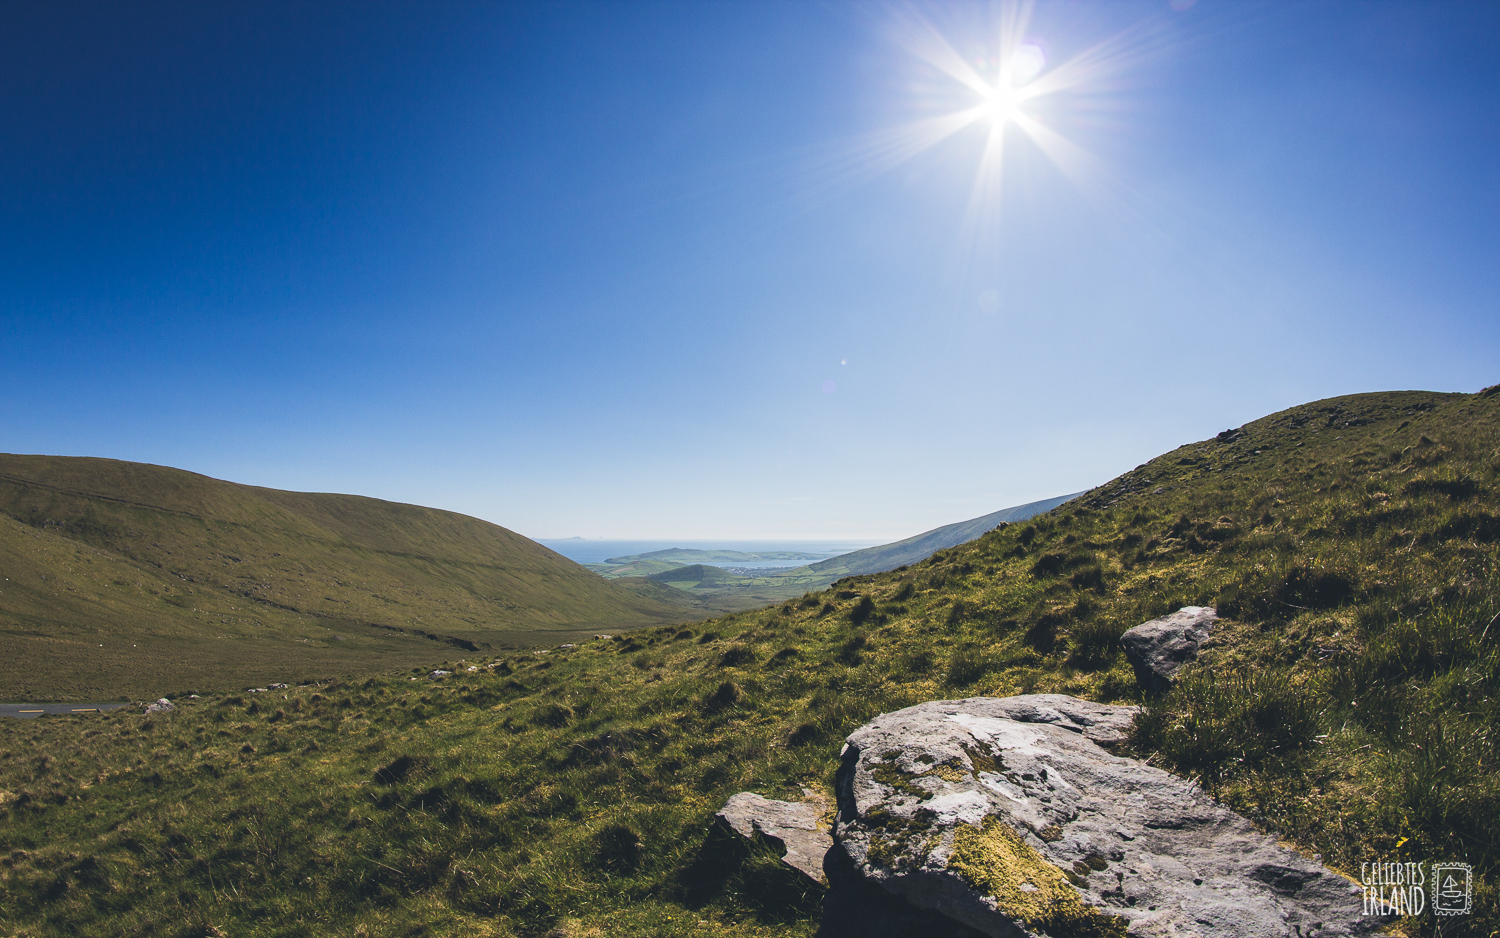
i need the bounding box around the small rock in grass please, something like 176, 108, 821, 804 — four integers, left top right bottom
715, 791, 832, 884
1121, 606, 1218, 692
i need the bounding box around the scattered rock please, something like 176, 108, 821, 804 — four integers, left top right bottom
1120, 606, 1218, 692
144, 698, 175, 715
372, 754, 425, 785
430, 670, 452, 678
715, 791, 832, 884
248, 687, 268, 693
467, 666, 479, 671
268, 683, 289, 690
829, 695, 1374, 938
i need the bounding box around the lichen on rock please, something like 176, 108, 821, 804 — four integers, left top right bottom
949, 817, 1126, 938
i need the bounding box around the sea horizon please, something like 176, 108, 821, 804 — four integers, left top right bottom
536, 538, 887, 568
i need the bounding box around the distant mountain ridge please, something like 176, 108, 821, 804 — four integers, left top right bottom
579, 492, 1084, 612
804, 493, 1083, 580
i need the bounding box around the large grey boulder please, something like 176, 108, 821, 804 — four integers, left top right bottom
1120, 607, 1217, 692
828, 695, 1374, 938
716, 791, 832, 884
144, 698, 175, 715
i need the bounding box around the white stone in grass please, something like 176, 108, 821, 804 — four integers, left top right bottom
1121, 606, 1218, 692
716, 791, 833, 884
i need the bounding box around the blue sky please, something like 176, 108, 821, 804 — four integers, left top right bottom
3, 0, 1497, 540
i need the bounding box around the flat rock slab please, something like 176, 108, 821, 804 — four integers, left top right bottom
716, 791, 832, 884
831, 695, 1374, 938
1121, 607, 1218, 692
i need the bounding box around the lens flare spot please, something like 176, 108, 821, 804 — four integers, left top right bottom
821, 379, 836, 394
1012, 42, 1046, 84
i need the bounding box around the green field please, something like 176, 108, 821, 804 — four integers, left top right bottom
585, 558, 686, 579
0, 456, 688, 701
1, 387, 1497, 937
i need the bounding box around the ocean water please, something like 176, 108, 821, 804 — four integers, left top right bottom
536, 539, 882, 570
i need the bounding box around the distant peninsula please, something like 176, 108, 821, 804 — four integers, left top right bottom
601, 548, 831, 564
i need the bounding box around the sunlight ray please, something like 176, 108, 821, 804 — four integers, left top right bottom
1008, 107, 1208, 263
1018, 17, 1173, 101
885, 3, 994, 96
825, 106, 990, 188
951, 119, 1009, 280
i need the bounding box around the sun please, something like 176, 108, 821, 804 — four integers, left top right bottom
979, 41, 1047, 127
832, 0, 1157, 285
793, 2, 1157, 290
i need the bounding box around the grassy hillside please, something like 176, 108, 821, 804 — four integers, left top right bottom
0, 456, 686, 701
1, 387, 1496, 938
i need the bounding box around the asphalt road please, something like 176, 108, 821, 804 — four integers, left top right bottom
0, 702, 130, 719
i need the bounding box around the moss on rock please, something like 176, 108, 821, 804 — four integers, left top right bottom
949, 818, 1127, 938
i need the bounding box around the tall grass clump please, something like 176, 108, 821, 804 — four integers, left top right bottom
1132, 667, 1323, 785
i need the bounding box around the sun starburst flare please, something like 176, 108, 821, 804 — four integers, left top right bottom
795, 1, 1185, 294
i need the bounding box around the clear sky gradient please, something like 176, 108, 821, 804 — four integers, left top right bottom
3, 1, 1497, 540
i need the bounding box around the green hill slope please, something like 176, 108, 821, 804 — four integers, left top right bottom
585, 558, 685, 578
0, 455, 685, 700
644, 563, 747, 590
2, 387, 1496, 938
